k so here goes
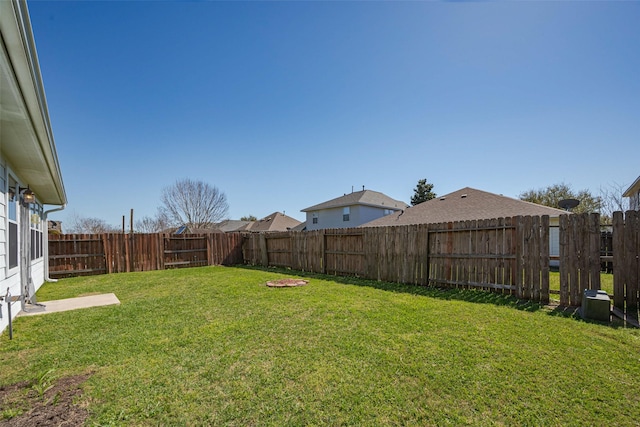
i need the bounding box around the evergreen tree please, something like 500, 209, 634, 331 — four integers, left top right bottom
411, 179, 436, 206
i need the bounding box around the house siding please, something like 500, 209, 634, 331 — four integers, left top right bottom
1, 1, 66, 335
0, 157, 47, 334
630, 191, 640, 211
0, 160, 6, 281
305, 205, 400, 230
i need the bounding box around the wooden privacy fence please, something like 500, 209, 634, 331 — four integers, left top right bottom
244, 215, 551, 303
243, 212, 640, 319
612, 211, 639, 320
48, 233, 244, 277
48, 212, 639, 320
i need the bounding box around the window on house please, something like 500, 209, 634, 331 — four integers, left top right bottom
8, 176, 18, 270
312, 213, 318, 224
30, 203, 43, 260
343, 207, 350, 222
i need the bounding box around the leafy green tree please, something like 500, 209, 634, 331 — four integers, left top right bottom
411, 179, 436, 206
519, 182, 602, 214
240, 215, 257, 221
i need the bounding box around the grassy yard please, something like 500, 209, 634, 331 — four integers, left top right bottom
549, 271, 615, 302
1, 266, 639, 426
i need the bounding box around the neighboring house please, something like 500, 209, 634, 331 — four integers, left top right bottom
301, 189, 407, 231
248, 212, 302, 232
1, 0, 67, 333
173, 225, 223, 234
361, 187, 568, 265
623, 176, 640, 211
215, 219, 254, 233
48, 220, 63, 234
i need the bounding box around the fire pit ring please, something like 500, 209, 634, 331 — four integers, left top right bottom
266, 279, 309, 288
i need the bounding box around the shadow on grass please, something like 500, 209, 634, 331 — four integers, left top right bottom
235, 265, 548, 314
235, 265, 638, 328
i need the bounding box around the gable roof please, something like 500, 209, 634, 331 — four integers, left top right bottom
301, 189, 407, 212
623, 176, 640, 197
249, 212, 302, 232
215, 219, 254, 232
173, 225, 223, 234
361, 187, 568, 227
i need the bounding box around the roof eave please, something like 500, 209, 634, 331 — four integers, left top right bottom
0, 0, 66, 205
623, 176, 640, 197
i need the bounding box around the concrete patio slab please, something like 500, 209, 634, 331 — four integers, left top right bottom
18, 293, 120, 316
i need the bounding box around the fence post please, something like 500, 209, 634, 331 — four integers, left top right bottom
612, 212, 625, 311
101, 234, 110, 274
588, 213, 601, 291
624, 211, 639, 317
259, 233, 268, 266
515, 216, 524, 299
540, 215, 550, 304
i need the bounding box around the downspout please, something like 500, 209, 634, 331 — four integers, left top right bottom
43, 204, 66, 282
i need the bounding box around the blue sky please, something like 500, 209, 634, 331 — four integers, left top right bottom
29, 1, 640, 226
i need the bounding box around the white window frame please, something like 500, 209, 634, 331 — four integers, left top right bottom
7, 175, 19, 275
30, 202, 43, 261
343, 207, 350, 222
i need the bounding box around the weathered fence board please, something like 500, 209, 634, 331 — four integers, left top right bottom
49, 233, 243, 277
614, 211, 639, 319
559, 214, 601, 306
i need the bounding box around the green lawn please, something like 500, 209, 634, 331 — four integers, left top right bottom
549, 271, 615, 302
1, 266, 639, 426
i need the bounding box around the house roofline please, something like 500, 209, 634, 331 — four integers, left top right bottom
0, 0, 66, 205
623, 176, 640, 197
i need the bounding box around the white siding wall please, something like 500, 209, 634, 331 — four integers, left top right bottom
630, 191, 640, 211
0, 160, 5, 281
0, 158, 21, 334
0, 158, 47, 335
31, 258, 45, 291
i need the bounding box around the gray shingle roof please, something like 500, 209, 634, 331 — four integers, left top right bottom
361, 187, 568, 227
301, 190, 408, 212
215, 220, 254, 232
249, 212, 302, 232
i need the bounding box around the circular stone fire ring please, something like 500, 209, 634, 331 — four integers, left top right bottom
266, 279, 309, 288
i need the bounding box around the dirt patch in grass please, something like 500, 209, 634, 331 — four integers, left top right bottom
0, 373, 91, 426
266, 278, 309, 287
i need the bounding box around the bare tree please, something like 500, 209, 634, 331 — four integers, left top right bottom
67, 212, 117, 234
599, 182, 629, 223
160, 179, 229, 229
135, 210, 172, 233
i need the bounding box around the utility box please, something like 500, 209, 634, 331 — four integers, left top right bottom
581, 289, 610, 322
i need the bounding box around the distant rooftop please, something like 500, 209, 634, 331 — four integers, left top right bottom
302, 189, 407, 212
361, 187, 568, 227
